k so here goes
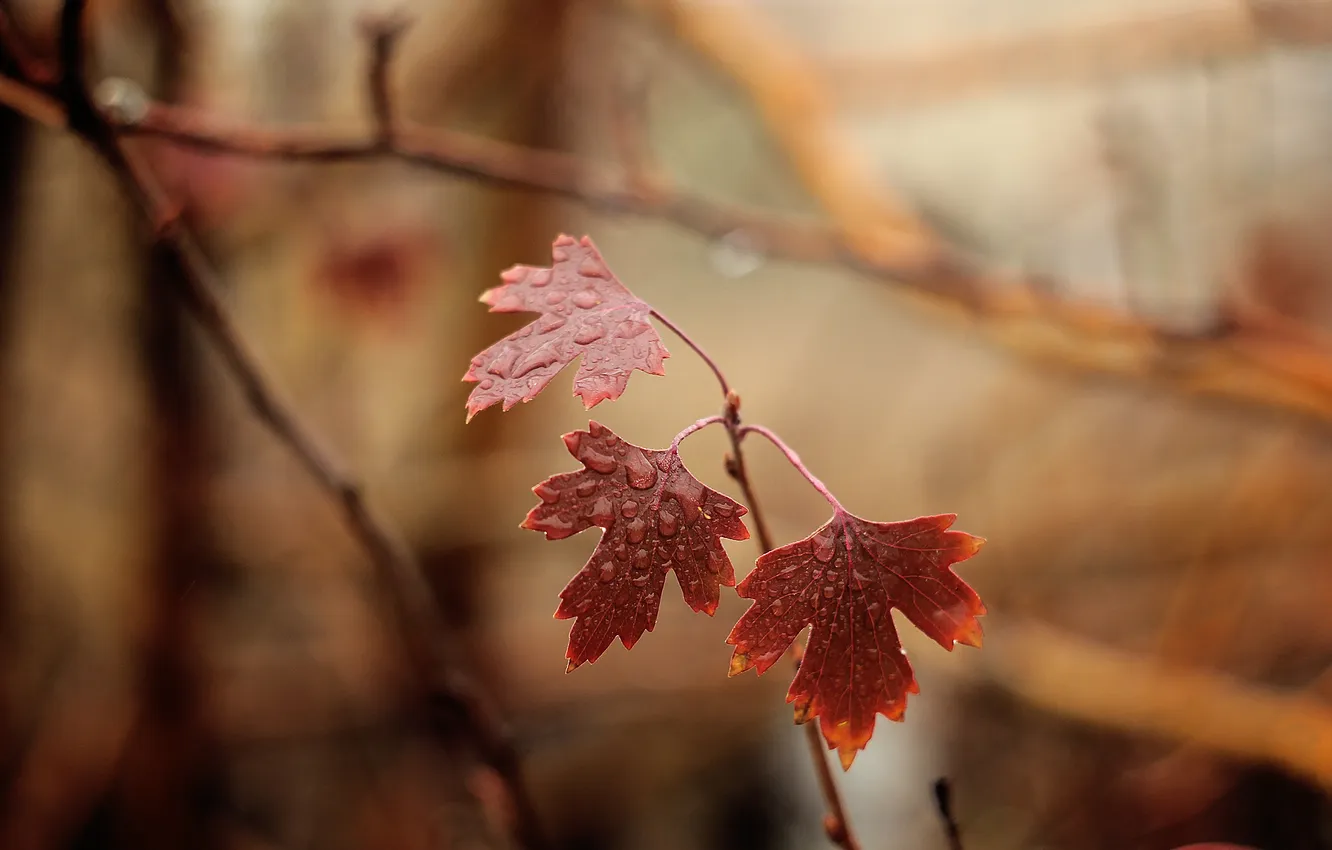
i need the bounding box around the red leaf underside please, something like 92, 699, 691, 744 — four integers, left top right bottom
523, 422, 750, 671
727, 510, 984, 768
463, 235, 668, 420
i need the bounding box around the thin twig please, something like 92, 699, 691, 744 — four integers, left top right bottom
649, 308, 731, 397
362, 12, 408, 148
648, 316, 861, 850
723, 410, 861, 850
932, 778, 964, 850
4, 59, 1332, 430
97, 102, 1332, 431
737, 424, 842, 511
46, 4, 547, 848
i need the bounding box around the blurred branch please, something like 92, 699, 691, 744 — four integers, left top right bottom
108, 108, 1332, 427
818, 2, 1332, 108
0, 11, 1331, 433
974, 622, 1332, 788
641, 0, 941, 268
20, 4, 550, 849
3, 23, 1332, 436
0, 672, 138, 850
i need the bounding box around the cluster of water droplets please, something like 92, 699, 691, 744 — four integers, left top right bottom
466, 234, 665, 414
533, 425, 746, 635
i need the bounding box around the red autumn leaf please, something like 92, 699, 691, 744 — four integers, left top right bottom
463, 235, 668, 421
522, 421, 750, 671
727, 510, 984, 769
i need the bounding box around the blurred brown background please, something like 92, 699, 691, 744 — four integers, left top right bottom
0, 0, 1331, 849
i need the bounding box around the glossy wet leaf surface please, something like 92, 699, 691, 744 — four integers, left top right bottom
728, 510, 984, 768
523, 422, 750, 670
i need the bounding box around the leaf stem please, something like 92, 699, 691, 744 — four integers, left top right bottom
649, 308, 731, 399
668, 414, 726, 454
718, 416, 859, 850
737, 424, 844, 513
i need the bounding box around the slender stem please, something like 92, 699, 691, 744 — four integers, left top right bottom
50, 5, 547, 849
657, 290, 861, 849
361, 13, 407, 148
738, 424, 843, 512
649, 308, 731, 398
668, 414, 725, 454
933, 778, 964, 850
721, 416, 860, 850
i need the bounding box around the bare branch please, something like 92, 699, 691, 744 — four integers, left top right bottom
45, 5, 548, 849
973, 621, 1332, 789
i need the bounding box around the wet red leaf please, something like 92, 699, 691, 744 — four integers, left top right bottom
463, 235, 668, 421
727, 510, 984, 768
523, 422, 750, 671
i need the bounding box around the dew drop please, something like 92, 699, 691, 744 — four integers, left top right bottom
712, 502, 735, 518
578, 257, 607, 279
673, 545, 687, 562
709, 228, 766, 279
631, 573, 650, 587
671, 478, 707, 524
866, 647, 879, 658
599, 563, 617, 582
576, 480, 597, 498
530, 269, 551, 286
707, 551, 726, 574
660, 559, 673, 571
645, 593, 658, 605
545, 290, 568, 306
633, 549, 650, 571
614, 544, 630, 562
539, 515, 575, 540
534, 482, 560, 504
487, 348, 519, 379
812, 569, 824, 581
576, 598, 592, 613
587, 496, 615, 526
572, 290, 600, 309
552, 248, 570, 262
771, 599, 786, 616
621, 500, 640, 518
626, 518, 647, 544
581, 447, 617, 475
823, 586, 836, 599
768, 584, 782, 597
811, 526, 837, 563
537, 314, 566, 333
573, 325, 605, 345
622, 448, 659, 489
478, 378, 494, 390
657, 511, 678, 538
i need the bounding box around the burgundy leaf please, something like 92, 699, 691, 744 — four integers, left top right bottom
728, 510, 984, 768
523, 422, 750, 671
464, 235, 668, 420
